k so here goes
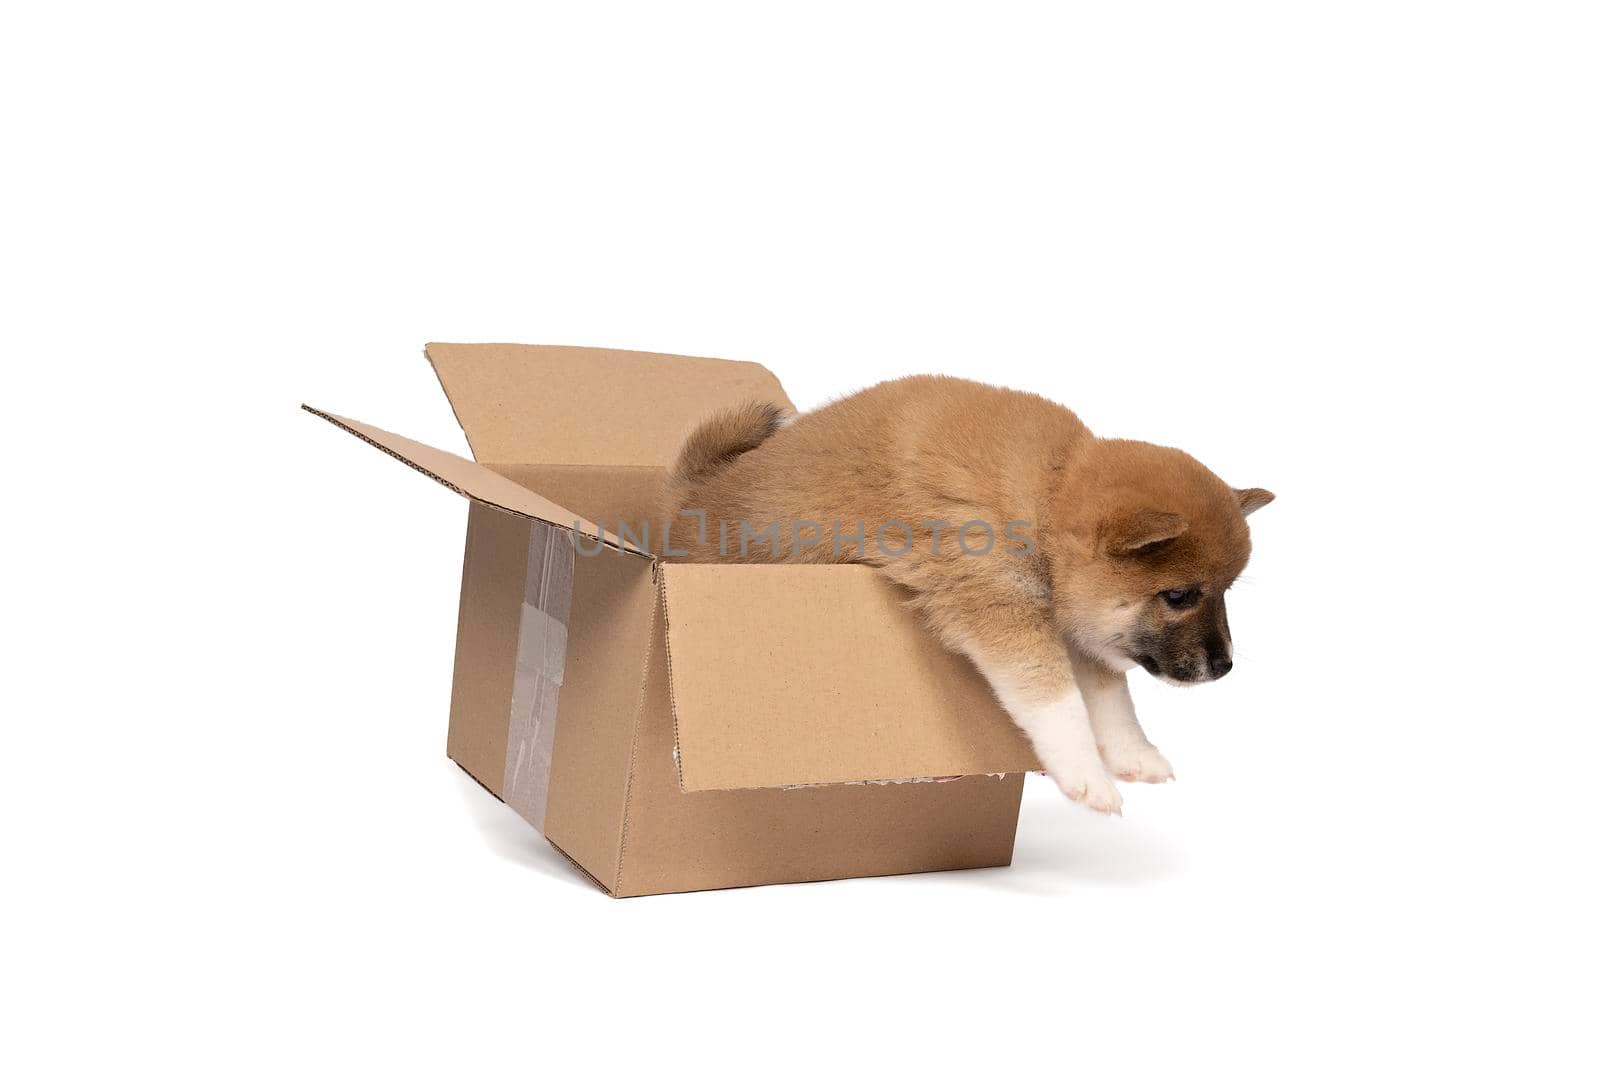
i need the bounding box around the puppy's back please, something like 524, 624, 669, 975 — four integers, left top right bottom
665, 375, 1088, 563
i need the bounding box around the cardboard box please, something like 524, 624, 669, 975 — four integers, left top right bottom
307, 344, 1041, 895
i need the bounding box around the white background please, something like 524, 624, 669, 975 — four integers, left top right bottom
4, 2, 1595, 1063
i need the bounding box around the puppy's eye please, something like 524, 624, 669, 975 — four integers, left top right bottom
1159, 588, 1200, 609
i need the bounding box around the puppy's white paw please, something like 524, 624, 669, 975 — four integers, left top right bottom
1100, 742, 1175, 784
1053, 764, 1123, 815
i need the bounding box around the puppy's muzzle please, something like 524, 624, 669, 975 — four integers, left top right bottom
1135, 643, 1233, 683
1204, 635, 1233, 678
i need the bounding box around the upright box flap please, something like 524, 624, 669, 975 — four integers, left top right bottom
425, 343, 793, 466
659, 565, 1040, 791
304, 406, 643, 554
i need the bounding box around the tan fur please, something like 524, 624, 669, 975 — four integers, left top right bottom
667, 400, 791, 489
663, 375, 1272, 811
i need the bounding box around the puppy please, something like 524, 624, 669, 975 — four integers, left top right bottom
664, 376, 1272, 814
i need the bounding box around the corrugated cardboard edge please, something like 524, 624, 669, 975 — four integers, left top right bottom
611, 565, 662, 893
654, 568, 690, 795
423, 342, 482, 461
548, 837, 616, 896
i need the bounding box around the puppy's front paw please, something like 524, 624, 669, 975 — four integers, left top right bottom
1100, 742, 1175, 784
1054, 764, 1123, 815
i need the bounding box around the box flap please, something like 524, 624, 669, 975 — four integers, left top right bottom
425, 343, 793, 466
659, 565, 1040, 791
303, 406, 644, 555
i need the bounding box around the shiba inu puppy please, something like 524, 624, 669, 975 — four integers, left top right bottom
665, 376, 1272, 814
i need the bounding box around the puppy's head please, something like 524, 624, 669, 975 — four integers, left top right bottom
1049, 439, 1273, 684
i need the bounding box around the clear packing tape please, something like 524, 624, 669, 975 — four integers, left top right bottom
501, 523, 576, 833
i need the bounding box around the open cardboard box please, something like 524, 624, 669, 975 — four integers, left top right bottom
308, 344, 1042, 896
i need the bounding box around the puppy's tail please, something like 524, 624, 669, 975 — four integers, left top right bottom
670, 401, 789, 488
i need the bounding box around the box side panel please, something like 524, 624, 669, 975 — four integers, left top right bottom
488, 464, 668, 545
661, 564, 1041, 790
426, 343, 793, 467
616, 623, 1027, 897
541, 549, 657, 891
446, 504, 530, 794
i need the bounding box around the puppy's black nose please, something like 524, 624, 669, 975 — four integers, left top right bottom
1208, 651, 1233, 678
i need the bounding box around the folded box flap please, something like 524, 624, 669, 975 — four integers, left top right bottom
303, 406, 644, 555
659, 564, 1040, 791
425, 343, 793, 466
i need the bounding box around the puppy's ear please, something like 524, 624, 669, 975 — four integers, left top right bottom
1104, 510, 1188, 556
1235, 488, 1275, 517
